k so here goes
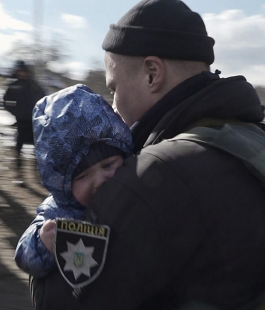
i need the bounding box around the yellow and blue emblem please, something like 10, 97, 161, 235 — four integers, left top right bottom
54, 218, 110, 290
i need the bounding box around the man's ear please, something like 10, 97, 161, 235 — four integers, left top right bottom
143, 56, 165, 93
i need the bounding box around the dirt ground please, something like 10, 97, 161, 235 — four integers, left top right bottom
0, 122, 48, 310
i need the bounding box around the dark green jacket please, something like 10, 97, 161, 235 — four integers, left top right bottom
31, 73, 265, 310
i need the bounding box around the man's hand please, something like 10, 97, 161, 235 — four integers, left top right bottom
40, 220, 56, 253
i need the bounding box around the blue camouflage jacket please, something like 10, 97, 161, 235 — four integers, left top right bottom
14, 84, 133, 277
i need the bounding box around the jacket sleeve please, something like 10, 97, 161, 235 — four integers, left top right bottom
15, 196, 86, 277
14, 212, 57, 277
31, 151, 206, 310
3, 82, 18, 116
14, 197, 59, 277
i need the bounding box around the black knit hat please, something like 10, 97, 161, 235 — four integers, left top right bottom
73, 142, 124, 178
13, 60, 29, 72
102, 0, 215, 64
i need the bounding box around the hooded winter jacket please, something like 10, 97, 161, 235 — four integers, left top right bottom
14, 84, 133, 277
31, 73, 265, 310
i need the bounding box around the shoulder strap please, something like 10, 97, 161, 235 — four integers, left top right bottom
168, 123, 265, 187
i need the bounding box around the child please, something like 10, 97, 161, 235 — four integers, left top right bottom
15, 84, 133, 277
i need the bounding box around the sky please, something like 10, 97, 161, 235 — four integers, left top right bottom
0, 0, 265, 86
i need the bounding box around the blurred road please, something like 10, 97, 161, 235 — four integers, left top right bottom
0, 108, 48, 310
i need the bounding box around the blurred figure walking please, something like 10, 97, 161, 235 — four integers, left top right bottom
3, 60, 46, 167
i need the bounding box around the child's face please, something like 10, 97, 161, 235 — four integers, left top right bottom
72, 155, 124, 207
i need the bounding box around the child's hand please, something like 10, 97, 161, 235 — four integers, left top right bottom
40, 220, 56, 253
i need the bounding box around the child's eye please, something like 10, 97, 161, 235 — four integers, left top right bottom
74, 174, 86, 181
102, 162, 113, 169
102, 159, 117, 170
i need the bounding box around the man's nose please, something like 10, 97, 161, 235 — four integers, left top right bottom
113, 104, 122, 120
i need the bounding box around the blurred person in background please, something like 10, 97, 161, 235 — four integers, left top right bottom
30, 0, 265, 309
3, 60, 45, 167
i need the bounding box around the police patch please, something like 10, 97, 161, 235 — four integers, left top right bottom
54, 218, 110, 289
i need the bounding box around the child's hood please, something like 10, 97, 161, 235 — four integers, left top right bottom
33, 84, 133, 208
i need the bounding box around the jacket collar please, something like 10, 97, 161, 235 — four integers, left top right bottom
131, 72, 263, 153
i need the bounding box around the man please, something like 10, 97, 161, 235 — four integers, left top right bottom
31, 1, 265, 309
4, 60, 45, 167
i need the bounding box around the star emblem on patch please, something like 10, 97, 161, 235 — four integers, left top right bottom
54, 218, 110, 289
60, 238, 98, 280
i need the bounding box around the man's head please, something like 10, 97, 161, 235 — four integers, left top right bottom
102, 0, 214, 126
12, 60, 30, 79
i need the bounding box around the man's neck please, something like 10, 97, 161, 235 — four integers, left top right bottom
131, 71, 220, 152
